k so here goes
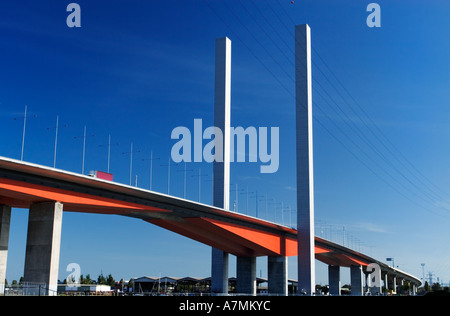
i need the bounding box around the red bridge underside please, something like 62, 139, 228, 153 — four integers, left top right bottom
0, 178, 368, 267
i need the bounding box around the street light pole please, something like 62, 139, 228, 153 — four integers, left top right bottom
130, 142, 133, 186
53, 115, 59, 168
160, 158, 177, 195
107, 134, 111, 173
74, 126, 94, 174
191, 168, 208, 202
82, 126, 86, 174
21, 105, 27, 161
122, 142, 140, 186
47, 115, 66, 168
142, 151, 160, 191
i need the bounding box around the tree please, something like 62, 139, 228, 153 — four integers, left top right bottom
97, 273, 106, 285
106, 274, 115, 287
399, 283, 410, 294
431, 283, 442, 292
84, 274, 94, 285
128, 278, 134, 291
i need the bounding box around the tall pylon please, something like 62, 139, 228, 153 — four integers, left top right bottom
211, 37, 232, 295
295, 24, 316, 295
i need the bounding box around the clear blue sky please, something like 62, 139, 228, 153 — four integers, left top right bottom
1, 0, 449, 286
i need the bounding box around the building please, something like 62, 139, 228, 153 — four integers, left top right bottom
57, 284, 112, 296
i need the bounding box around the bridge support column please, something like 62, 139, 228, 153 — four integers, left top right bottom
295, 23, 316, 296
0, 205, 11, 295
328, 265, 341, 296
211, 248, 229, 295
236, 256, 256, 295
350, 265, 364, 296
268, 256, 287, 296
211, 35, 232, 295
383, 272, 388, 293
24, 202, 63, 296
392, 276, 397, 294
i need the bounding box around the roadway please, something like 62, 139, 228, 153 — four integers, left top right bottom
0, 156, 421, 287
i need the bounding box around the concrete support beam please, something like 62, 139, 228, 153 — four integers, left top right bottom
295, 23, 315, 296
24, 202, 63, 296
392, 276, 397, 294
350, 265, 364, 296
211, 36, 232, 296
384, 272, 388, 292
236, 256, 256, 295
328, 265, 341, 296
211, 248, 229, 295
268, 256, 288, 296
0, 205, 11, 295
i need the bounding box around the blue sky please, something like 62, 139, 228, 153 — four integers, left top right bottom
1, 0, 450, 286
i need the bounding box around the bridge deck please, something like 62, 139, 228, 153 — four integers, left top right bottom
0, 157, 421, 285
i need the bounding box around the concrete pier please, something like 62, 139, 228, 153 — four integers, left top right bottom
328, 265, 341, 296
391, 275, 397, 294
23, 202, 63, 296
211, 248, 229, 294
0, 205, 11, 295
268, 256, 288, 296
350, 265, 364, 296
236, 256, 256, 295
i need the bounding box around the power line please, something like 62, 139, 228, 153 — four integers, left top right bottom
203, 0, 450, 217
272, 0, 450, 206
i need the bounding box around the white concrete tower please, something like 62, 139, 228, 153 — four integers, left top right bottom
213, 37, 231, 209
211, 37, 231, 295
295, 24, 316, 295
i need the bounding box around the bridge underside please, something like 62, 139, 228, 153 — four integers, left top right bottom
0, 176, 369, 267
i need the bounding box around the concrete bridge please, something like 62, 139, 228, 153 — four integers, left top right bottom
0, 156, 421, 295
0, 24, 422, 296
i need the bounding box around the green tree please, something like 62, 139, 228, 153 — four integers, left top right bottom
84, 274, 94, 284
399, 283, 410, 294
106, 274, 115, 287
97, 273, 106, 285
128, 279, 134, 291
431, 283, 442, 292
